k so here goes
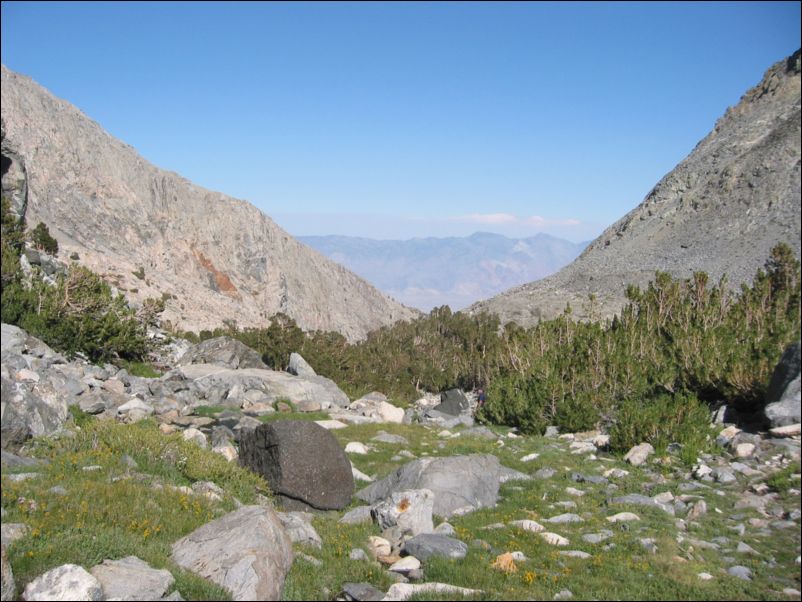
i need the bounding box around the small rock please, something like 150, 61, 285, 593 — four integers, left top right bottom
727, 565, 753, 581
582, 530, 613, 544
389, 556, 421, 574
367, 536, 392, 560
520, 453, 540, 462
698, 572, 714, 581
559, 550, 591, 559
509, 519, 544, 533
349, 548, 369, 562
770, 423, 801, 437
345, 442, 369, 455
181, 427, 207, 448
624, 442, 654, 466
554, 590, 574, 600
736, 542, 759, 555
546, 513, 584, 524
341, 582, 385, 601
540, 532, 570, 546
606, 512, 640, 523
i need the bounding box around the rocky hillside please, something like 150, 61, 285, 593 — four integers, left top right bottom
469, 50, 801, 326
0, 64, 417, 341
300, 232, 587, 312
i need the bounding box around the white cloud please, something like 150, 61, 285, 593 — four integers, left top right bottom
450, 213, 519, 225
525, 215, 581, 227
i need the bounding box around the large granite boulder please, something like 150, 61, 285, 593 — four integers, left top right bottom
357, 454, 503, 518
764, 341, 801, 428
240, 420, 354, 510
171, 505, 293, 601
177, 336, 268, 370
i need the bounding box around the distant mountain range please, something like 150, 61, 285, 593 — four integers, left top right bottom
299, 232, 588, 312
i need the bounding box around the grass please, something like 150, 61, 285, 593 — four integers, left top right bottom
2, 419, 270, 600
282, 420, 801, 601
2, 414, 799, 601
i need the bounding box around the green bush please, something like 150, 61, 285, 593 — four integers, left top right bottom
608, 392, 713, 456
30, 221, 58, 255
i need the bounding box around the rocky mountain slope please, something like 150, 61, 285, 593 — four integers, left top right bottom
299, 232, 587, 312
469, 50, 801, 326
0, 64, 417, 341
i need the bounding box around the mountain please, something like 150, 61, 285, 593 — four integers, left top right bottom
469, 50, 801, 326
0, 64, 417, 341
299, 232, 587, 312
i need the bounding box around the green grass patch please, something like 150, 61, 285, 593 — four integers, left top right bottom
2, 420, 273, 598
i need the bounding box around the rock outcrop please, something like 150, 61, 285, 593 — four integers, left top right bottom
469, 50, 801, 326
0, 65, 417, 341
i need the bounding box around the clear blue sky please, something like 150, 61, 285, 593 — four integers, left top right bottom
2, 1, 799, 242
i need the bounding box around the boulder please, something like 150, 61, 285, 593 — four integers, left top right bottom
764, 341, 801, 428
371, 489, 435, 540
402, 533, 468, 561
89, 556, 174, 601
1, 375, 69, 448
357, 454, 503, 518
22, 564, 103, 601
171, 505, 293, 601
239, 420, 354, 510
288, 352, 316, 378
277, 512, 323, 548
624, 442, 654, 466
177, 336, 268, 370
432, 389, 471, 416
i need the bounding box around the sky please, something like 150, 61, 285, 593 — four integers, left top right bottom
2, 1, 800, 242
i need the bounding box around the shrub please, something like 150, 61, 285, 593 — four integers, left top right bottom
30, 221, 58, 255
608, 392, 713, 456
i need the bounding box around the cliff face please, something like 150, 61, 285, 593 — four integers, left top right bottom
469, 50, 802, 326
1, 65, 417, 340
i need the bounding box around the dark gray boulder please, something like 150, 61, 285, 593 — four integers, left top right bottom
357, 454, 502, 518
433, 389, 470, 416
177, 336, 268, 370
239, 420, 354, 510
764, 341, 801, 428
341, 582, 385, 601
402, 533, 468, 561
